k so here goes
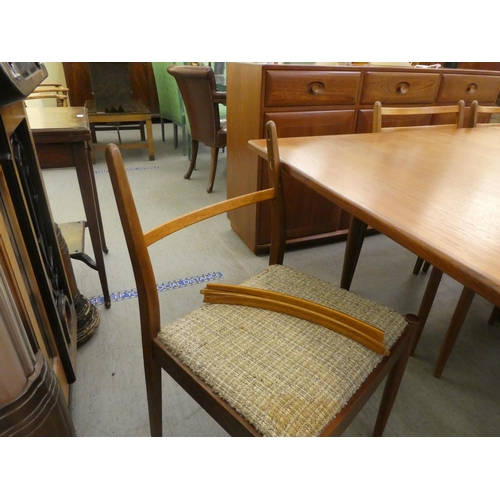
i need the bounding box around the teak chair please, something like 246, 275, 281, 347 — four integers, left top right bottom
342, 101, 467, 291
370, 101, 500, 377
468, 99, 500, 128
419, 99, 500, 349
106, 121, 419, 437
372, 100, 465, 134
373, 100, 466, 275
25, 83, 70, 107
469, 100, 500, 326
167, 65, 226, 193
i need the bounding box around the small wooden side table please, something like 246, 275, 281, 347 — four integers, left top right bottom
27, 106, 111, 308
85, 99, 155, 161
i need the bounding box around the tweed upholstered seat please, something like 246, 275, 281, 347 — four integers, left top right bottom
158, 265, 408, 437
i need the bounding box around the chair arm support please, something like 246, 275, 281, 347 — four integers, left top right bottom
213, 92, 226, 105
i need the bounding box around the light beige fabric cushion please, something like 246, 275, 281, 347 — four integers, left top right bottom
158, 265, 407, 436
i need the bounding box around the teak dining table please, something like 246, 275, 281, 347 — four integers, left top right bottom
248, 126, 500, 374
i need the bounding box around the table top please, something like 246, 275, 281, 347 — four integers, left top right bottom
27, 106, 91, 142
248, 126, 500, 307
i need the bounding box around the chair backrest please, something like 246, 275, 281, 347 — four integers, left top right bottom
25, 83, 70, 107
372, 101, 465, 133
167, 65, 226, 148
468, 100, 500, 127
151, 62, 185, 125
105, 121, 285, 355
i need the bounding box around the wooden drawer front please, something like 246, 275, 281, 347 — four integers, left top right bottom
265, 110, 356, 137
265, 71, 361, 107
361, 72, 440, 104
436, 74, 500, 103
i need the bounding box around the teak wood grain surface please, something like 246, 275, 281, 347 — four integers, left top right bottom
248, 126, 500, 308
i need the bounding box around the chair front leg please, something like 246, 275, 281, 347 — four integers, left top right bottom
207, 147, 219, 193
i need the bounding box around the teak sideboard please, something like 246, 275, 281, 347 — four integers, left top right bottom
226, 63, 500, 254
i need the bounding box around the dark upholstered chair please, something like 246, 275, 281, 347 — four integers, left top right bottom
167, 65, 226, 193
105, 120, 419, 437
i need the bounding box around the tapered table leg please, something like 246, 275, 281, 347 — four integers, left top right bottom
433, 286, 475, 378
340, 215, 367, 290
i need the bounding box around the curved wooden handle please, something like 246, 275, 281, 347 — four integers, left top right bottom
201, 283, 389, 355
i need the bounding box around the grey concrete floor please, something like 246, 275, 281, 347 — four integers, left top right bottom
41, 122, 500, 437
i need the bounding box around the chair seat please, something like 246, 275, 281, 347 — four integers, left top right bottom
157, 265, 408, 436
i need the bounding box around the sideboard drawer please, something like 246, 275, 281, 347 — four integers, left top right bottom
265, 110, 357, 137
436, 74, 500, 103
361, 72, 440, 104
265, 70, 361, 107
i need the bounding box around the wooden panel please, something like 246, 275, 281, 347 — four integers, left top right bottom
258, 110, 356, 246
62, 62, 92, 107
63, 62, 160, 114
265, 70, 361, 107
361, 72, 440, 104
226, 63, 263, 253
436, 74, 500, 104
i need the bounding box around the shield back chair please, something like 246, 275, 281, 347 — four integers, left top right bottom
152, 62, 189, 155
105, 120, 419, 437
167, 65, 226, 193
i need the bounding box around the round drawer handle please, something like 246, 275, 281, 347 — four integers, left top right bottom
397, 82, 410, 94
467, 83, 478, 94
308, 81, 325, 95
